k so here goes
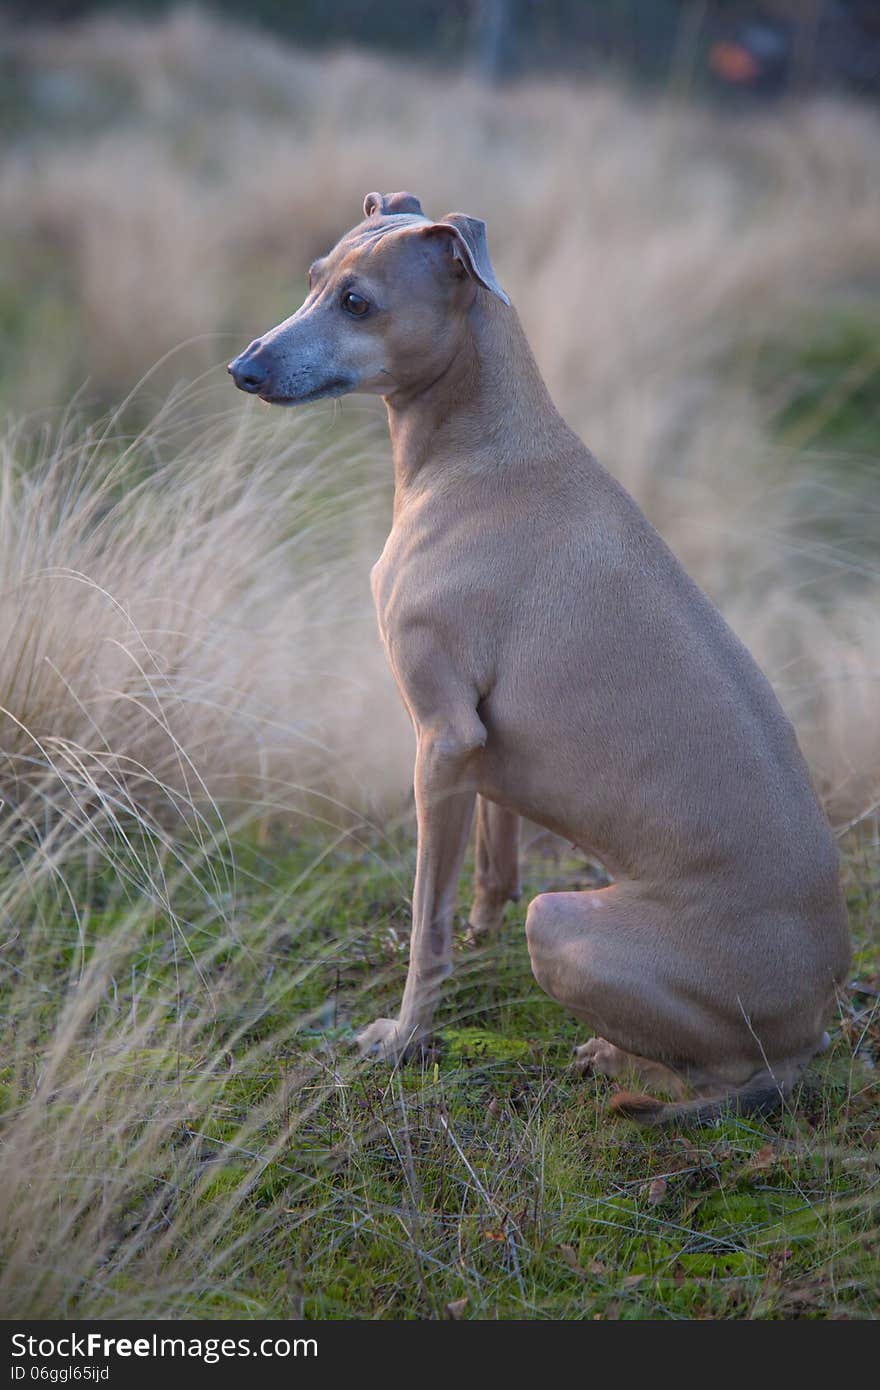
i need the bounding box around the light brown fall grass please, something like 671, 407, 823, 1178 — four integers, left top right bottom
2, 9, 879, 819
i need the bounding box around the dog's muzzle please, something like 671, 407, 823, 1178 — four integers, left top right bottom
228, 343, 268, 394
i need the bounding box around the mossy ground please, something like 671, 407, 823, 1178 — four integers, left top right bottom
3, 829, 876, 1320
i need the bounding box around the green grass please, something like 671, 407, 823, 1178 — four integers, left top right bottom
773, 310, 880, 462
2, 826, 877, 1320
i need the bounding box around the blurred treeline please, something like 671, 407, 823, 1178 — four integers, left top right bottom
6, 0, 880, 96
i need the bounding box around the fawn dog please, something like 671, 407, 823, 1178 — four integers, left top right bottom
230, 191, 850, 1124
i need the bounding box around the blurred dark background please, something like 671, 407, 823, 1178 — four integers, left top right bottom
6, 0, 880, 98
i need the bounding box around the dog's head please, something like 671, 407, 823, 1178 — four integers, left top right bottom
228, 191, 508, 406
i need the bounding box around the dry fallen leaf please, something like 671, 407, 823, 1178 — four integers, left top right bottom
647, 1176, 667, 1205
444, 1298, 468, 1320
559, 1244, 588, 1278
560, 1246, 608, 1281
769, 1246, 793, 1273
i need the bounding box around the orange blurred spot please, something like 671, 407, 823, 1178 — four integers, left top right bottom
709, 42, 761, 85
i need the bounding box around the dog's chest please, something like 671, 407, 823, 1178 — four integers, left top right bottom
370, 510, 498, 654
369, 532, 432, 649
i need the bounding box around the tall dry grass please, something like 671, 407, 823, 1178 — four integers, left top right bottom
2, 10, 879, 820
0, 405, 414, 826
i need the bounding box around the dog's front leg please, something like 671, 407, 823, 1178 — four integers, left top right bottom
467, 798, 521, 944
358, 716, 483, 1061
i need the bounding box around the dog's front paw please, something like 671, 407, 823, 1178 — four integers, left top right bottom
463, 908, 502, 947
357, 1017, 425, 1063
465, 888, 520, 947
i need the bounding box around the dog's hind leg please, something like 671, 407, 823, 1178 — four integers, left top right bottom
525, 885, 714, 1059
524, 885, 797, 1124
466, 798, 520, 944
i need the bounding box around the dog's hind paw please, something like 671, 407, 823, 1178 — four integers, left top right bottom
574, 1037, 687, 1098
572, 1036, 626, 1078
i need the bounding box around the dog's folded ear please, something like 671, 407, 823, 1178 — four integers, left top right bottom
423, 214, 510, 306
363, 190, 424, 218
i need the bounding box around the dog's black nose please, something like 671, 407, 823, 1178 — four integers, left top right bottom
228, 351, 268, 394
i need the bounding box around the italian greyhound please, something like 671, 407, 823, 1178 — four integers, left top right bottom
230, 191, 850, 1124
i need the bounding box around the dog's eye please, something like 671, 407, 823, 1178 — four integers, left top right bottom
342, 291, 370, 317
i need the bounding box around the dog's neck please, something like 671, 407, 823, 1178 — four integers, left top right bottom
383, 295, 569, 501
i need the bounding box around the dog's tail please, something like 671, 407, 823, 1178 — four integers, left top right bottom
609, 1072, 787, 1128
